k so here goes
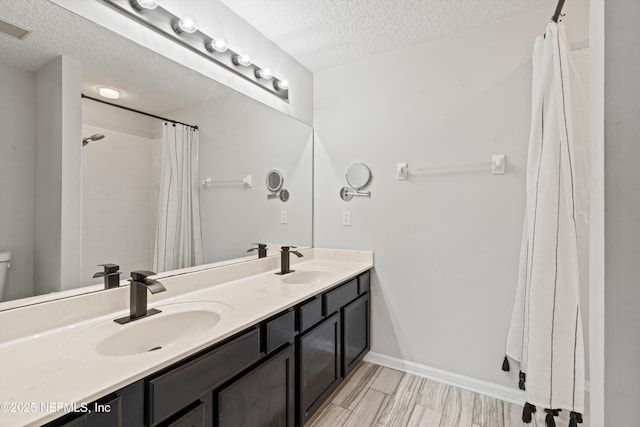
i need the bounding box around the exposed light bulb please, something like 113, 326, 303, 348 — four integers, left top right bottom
205, 38, 228, 53
232, 54, 253, 67
98, 87, 121, 99
255, 68, 273, 80
274, 79, 289, 91
132, 0, 158, 10
174, 15, 197, 34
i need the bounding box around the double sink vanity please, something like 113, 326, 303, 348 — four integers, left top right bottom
0, 248, 373, 427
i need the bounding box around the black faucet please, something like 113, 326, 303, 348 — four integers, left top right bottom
277, 246, 303, 275
247, 243, 268, 258
114, 270, 166, 324
93, 263, 121, 289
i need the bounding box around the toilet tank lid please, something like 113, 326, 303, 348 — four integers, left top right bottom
0, 252, 10, 262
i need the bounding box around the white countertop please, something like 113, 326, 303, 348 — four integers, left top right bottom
0, 249, 372, 426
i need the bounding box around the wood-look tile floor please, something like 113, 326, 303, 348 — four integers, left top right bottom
307, 362, 590, 427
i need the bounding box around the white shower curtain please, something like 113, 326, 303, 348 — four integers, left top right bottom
153, 123, 204, 272
504, 22, 589, 427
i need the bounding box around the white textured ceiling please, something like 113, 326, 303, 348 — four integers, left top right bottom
0, 0, 230, 115
0, 0, 559, 113
220, 0, 555, 71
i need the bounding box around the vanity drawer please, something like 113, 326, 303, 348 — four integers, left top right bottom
298, 296, 323, 333
323, 279, 358, 316
358, 271, 370, 294
263, 309, 295, 354
147, 328, 261, 426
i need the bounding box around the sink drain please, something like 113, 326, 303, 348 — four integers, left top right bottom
147, 346, 162, 352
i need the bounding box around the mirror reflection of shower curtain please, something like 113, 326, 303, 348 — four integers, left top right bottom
153, 123, 204, 272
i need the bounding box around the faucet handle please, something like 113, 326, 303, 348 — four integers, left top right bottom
93, 263, 121, 278
130, 270, 156, 282
98, 263, 120, 272
281, 246, 303, 258
129, 270, 165, 294
247, 243, 267, 252
95, 263, 120, 275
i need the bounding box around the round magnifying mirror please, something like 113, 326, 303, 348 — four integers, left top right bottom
266, 169, 284, 192
279, 188, 290, 202
345, 162, 372, 190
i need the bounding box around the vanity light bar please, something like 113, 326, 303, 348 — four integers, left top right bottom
102, 0, 289, 101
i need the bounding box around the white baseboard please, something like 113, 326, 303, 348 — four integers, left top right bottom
363, 352, 526, 404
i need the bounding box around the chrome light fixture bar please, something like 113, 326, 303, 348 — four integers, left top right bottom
102, 0, 289, 101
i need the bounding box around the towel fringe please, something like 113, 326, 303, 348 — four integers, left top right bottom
519, 371, 527, 390
544, 409, 560, 426
502, 356, 510, 371
545, 410, 556, 427
569, 411, 583, 426
522, 402, 537, 423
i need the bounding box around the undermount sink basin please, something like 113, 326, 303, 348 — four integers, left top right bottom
95, 310, 219, 357
281, 270, 336, 285
61, 301, 233, 358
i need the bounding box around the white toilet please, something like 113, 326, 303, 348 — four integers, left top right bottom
0, 252, 10, 300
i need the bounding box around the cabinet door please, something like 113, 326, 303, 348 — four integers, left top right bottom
51, 396, 122, 427
147, 328, 260, 425
342, 293, 370, 377
217, 345, 295, 427
166, 401, 206, 427
44, 381, 144, 427
298, 312, 341, 426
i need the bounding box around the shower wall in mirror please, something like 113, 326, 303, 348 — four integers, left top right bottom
0, 0, 313, 307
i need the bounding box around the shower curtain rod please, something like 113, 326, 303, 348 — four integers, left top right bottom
551, 0, 566, 22
81, 94, 198, 130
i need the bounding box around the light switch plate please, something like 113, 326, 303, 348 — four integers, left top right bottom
491, 154, 506, 174
342, 211, 351, 226
280, 211, 287, 224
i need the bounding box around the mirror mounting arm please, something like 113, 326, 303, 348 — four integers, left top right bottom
340, 187, 371, 201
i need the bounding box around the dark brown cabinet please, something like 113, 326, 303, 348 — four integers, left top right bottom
217, 345, 295, 427
342, 293, 370, 377
44, 382, 144, 427
46, 270, 372, 427
164, 399, 209, 427
297, 312, 341, 426
147, 328, 261, 426
49, 396, 123, 427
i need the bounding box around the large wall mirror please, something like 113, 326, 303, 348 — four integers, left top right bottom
0, 0, 313, 308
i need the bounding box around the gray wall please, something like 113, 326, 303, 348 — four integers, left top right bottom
172, 96, 313, 264
314, 4, 588, 390
588, 0, 604, 423
603, 0, 640, 423
34, 56, 82, 295
59, 56, 82, 291
0, 62, 35, 300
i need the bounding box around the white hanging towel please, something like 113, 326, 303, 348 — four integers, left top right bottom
503, 22, 586, 427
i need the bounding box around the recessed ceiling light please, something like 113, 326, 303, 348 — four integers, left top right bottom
98, 87, 121, 99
